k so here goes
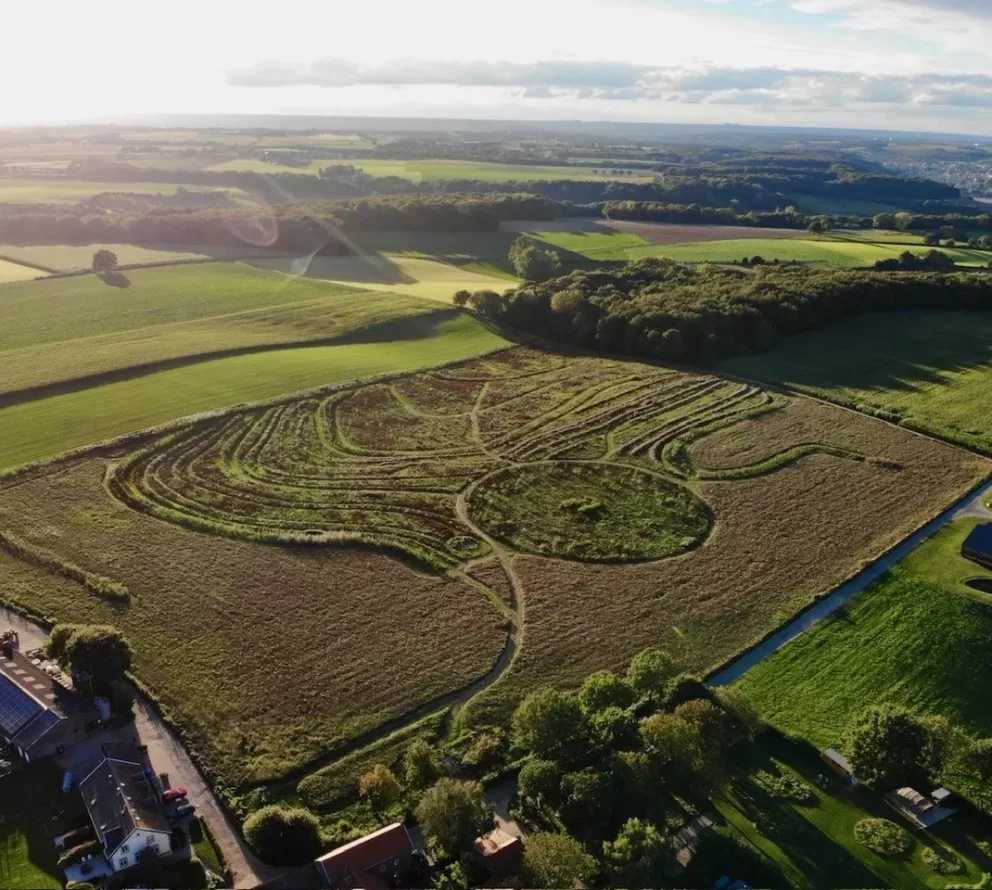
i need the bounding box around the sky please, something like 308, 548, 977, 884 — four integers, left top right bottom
5, 0, 992, 135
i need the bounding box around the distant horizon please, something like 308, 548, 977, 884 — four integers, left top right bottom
13, 112, 992, 145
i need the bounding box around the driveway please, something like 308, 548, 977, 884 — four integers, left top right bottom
2, 608, 281, 889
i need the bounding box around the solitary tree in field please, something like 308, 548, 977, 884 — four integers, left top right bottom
358, 763, 403, 813
92, 249, 118, 273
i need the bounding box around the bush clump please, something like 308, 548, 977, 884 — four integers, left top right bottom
243, 805, 322, 866
923, 846, 963, 875
854, 818, 912, 856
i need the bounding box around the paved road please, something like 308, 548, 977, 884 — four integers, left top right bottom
709, 476, 992, 686
2, 610, 280, 889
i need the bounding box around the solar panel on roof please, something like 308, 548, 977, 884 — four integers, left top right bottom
0, 677, 43, 736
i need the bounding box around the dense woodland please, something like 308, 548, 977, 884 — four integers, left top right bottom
465, 259, 992, 365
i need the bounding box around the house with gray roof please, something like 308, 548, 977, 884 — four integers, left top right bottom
79, 743, 173, 872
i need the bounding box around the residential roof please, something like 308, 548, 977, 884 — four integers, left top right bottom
80, 743, 170, 855
474, 827, 523, 875
474, 827, 522, 858
886, 787, 957, 828
963, 523, 992, 556
315, 823, 413, 887
0, 649, 96, 754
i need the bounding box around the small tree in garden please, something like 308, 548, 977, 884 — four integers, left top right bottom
522, 832, 597, 888
844, 705, 945, 789
92, 249, 118, 272
415, 778, 492, 859
358, 763, 403, 813
404, 738, 441, 790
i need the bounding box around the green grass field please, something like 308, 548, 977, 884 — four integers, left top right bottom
0, 178, 242, 203
0, 262, 449, 396
0, 311, 507, 471
737, 521, 992, 748
252, 253, 516, 302
0, 762, 87, 889
0, 243, 246, 272
722, 311, 992, 456
0, 259, 38, 283
207, 157, 654, 183
618, 237, 989, 268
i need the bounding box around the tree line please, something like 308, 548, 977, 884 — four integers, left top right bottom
0, 193, 561, 253
458, 259, 992, 366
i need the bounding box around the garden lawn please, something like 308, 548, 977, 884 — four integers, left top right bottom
721, 310, 992, 456
0, 311, 508, 471
718, 734, 992, 889
737, 522, 992, 748
0, 762, 87, 889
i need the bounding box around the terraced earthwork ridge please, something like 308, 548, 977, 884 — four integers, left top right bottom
108, 347, 870, 570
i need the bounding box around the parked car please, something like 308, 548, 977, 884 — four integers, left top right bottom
168, 802, 196, 820
162, 787, 188, 803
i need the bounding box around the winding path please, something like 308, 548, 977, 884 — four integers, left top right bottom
709, 475, 992, 686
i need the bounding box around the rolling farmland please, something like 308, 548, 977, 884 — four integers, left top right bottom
0, 178, 244, 203
722, 311, 992, 456
0, 312, 506, 471
0, 258, 38, 283
207, 157, 655, 183
0, 346, 983, 807
0, 262, 446, 398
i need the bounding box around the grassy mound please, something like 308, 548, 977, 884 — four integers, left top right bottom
468, 461, 712, 562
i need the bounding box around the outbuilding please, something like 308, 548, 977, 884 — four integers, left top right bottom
820, 748, 858, 785
0, 647, 102, 763
962, 523, 992, 569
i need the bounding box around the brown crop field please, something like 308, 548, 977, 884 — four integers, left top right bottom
0, 346, 984, 815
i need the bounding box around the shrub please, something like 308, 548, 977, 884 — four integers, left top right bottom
57, 840, 101, 867
404, 738, 441, 791
923, 846, 963, 875
854, 818, 912, 856
243, 805, 322, 866
752, 769, 813, 803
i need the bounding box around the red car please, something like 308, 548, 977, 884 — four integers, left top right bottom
162, 787, 188, 803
